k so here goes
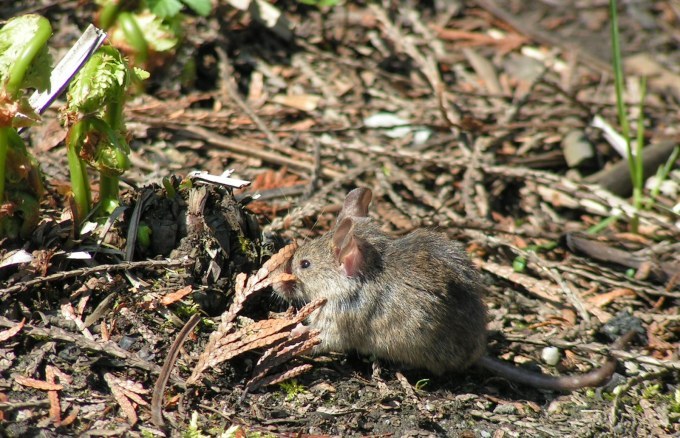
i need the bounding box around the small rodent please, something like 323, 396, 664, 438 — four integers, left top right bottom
273, 188, 632, 391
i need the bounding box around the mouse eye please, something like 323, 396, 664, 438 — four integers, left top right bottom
300, 259, 311, 269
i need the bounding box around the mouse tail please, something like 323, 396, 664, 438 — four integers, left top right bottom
477, 330, 635, 391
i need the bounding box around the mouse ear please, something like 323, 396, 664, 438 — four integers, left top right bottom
337, 188, 372, 223
332, 217, 365, 278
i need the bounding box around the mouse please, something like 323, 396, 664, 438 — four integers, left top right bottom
272, 188, 633, 391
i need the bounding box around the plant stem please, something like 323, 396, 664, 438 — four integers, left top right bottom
98, 2, 121, 29
648, 146, 680, 207
0, 128, 8, 204
609, 0, 640, 232
118, 12, 148, 64
98, 173, 119, 214
5, 16, 52, 97
12, 191, 39, 238
631, 76, 647, 230
0, 16, 51, 207
66, 120, 92, 223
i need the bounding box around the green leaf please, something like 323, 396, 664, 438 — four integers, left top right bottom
297, 0, 339, 7
67, 46, 128, 116
125, 11, 180, 52
182, 0, 212, 16
137, 223, 152, 248
147, 0, 184, 18
512, 256, 526, 273
0, 15, 53, 94
133, 67, 150, 81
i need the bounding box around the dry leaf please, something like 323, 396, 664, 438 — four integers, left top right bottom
161, 285, 193, 306
101, 320, 110, 341
251, 364, 313, 390
587, 288, 636, 307
0, 319, 25, 342
187, 245, 328, 387
245, 242, 298, 292
45, 365, 70, 427
271, 94, 321, 112
14, 375, 63, 391
104, 373, 149, 425
250, 167, 301, 191
59, 406, 79, 427
60, 302, 92, 339
0, 393, 7, 422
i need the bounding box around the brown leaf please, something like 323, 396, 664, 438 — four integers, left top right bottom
216, 318, 293, 350
59, 406, 79, 427
189, 244, 315, 385
210, 332, 290, 368
160, 285, 194, 306
0, 393, 6, 421
251, 328, 321, 381
48, 392, 61, 425
253, 273, 297, 292
104, 373, 149, 425
46, 365, 71, 427
0, 318, 25, 342
249, 167, 301, 191
247, 364, 314, 393
246, 242, 298, 292
272, 94, 321, 112
293, 298, 326, 322
586, 288, 636, 307
14, 375, 63, 391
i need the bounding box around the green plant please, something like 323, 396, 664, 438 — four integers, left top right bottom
97, 0, 211, 68
183, 411, 209, 438
137, 222, 152, 248
297, 0, 340, 7
279, 379, 306, 400
609, 0, 647, 233
64, 45, 148, 225
586, 214, 621, 235
671, 388, 680, 414
512, 241, 558, 273
223, 426, 277, 438
647, 145, 680, 208
0, 14, 52, 238
414, 378, 430, 391
642, 383, 661, 399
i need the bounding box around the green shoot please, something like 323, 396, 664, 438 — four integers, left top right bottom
297, 0, 341, 7
586, 213, 621, 234
137, 222, 152, 249
279, 379, 306, 400
512, 241, 558, 273
0, 15, 53, 97
648, 146, 680, 207
414, 378, 430, 391
65, 45, 147, 225
117, 12, 150, 65
183, 411, 209, 438
672, 389, 680, 414
148, 0, 212, 18
97, 0, 210, 68
609, 0, 646, 232
0, 15, 52, 238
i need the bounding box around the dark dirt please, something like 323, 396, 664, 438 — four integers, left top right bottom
1, 1, 679, 437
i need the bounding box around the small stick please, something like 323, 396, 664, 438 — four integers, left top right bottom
151, 314, 201, 427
